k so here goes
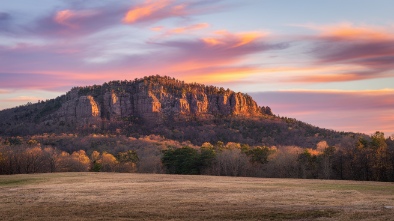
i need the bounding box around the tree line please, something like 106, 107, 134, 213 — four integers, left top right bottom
1, 132, 393, 181
0, 145, 138, 174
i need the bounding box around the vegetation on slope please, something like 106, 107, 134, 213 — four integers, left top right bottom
0, 75, 362, 148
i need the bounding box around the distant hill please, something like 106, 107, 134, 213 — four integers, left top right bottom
0, 75, 362, 147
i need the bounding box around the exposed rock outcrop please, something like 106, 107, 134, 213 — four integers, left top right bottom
3, 76, 270, 130
52, 76, 268, 127
55, 94, 100, 127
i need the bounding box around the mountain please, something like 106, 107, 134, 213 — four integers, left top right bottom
0, 75, 360, 147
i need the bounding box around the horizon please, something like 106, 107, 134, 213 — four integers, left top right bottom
0, 0, 393, 136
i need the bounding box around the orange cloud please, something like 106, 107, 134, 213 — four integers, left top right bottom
151, 23, 209, 39
289, 73, 369, 83
3, 96, 43, 102
290, 23, 394, 82
150, 26, 164, 31
202, 30, 266, 48
232, 32, 263, 48
123, 0, 172, 23
180, 66, 262, 84
54, 9, 98, 29
299, 23, 394, 41
169, 23, 209, 34
321, 23, 394, 41
0, 89, 10, 94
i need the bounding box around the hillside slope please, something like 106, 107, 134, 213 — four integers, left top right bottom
0, 75, 360, 147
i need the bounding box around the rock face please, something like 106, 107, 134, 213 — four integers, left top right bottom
49, 76, 270, 127
55, 94, 101, 127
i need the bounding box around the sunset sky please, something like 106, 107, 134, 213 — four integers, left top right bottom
1, 0, 393, 136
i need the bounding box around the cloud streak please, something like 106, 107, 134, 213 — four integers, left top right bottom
138, 30, 288, 80
122, 0, 224, 25
250, 89, 394, 135
2, 96, 43, 102
298, 23, 394, 83
151, 23, 210, 38
0, 72, 87, 91
32, 5, 125, 38
123, 0, 175, 24
0, 89, 10, 94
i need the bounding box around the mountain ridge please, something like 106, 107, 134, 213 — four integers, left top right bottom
0, 75, 360, 147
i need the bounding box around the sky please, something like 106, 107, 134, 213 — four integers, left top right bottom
0, 0, 393, 136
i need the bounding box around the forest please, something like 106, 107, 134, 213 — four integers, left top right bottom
1, 131, 393, 181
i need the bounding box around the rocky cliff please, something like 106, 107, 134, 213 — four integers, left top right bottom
0, 75, 360, 147
0, 75, 274, 138
46, 75, 270, 128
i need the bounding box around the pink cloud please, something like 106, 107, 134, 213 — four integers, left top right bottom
148, 23, 210, 42
150, 26, 164, 31
250, 89, 394, 135
118, 30, 287, 80
2, 96, 43, 102
201, 30, 267, 48
315, 23, 394, 41
170, 23, 209, 33
1, 1, 226, 39
299, 23, 394, 83
0, 27, 288, 91
0, 89, 10, 94
35, 7, 122, 37
54, 9, 99, 29
0, 72, 81, 91
288, 71, 386, 83
273, 23, 394, 84
122, 0, 226, 25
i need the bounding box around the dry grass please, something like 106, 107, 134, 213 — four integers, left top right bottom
1, 173, 394, 220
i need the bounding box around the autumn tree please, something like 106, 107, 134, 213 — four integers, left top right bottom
101, 152, 118, 172
23, 147, 44, 173
56, 150, 90, 172
370, 131, 390, 181
42, 147, 59, 172
71, 150, 91, 171
117, 150, 139, 172
214, 143, 249, 176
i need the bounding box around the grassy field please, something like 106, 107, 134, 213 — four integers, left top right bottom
1, 173, 394, 220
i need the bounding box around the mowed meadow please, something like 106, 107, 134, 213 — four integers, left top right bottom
1, 173, 394, 221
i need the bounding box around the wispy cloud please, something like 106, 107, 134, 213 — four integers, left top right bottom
53, 9, 99, 29
2, 96, 43, 102
276, 23, 394, 84
311, 23, 394, 41
301, 23, 394, 83
33, 5, 125, 38
123, 0, 175, 24
1, 1, 225, 39
142, 30, 287, 79
122, 0, 223, 25
250, 89, 394, 134
0, 89, 10, 94
151, 23, 209, 38
0, 73, 79, 91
